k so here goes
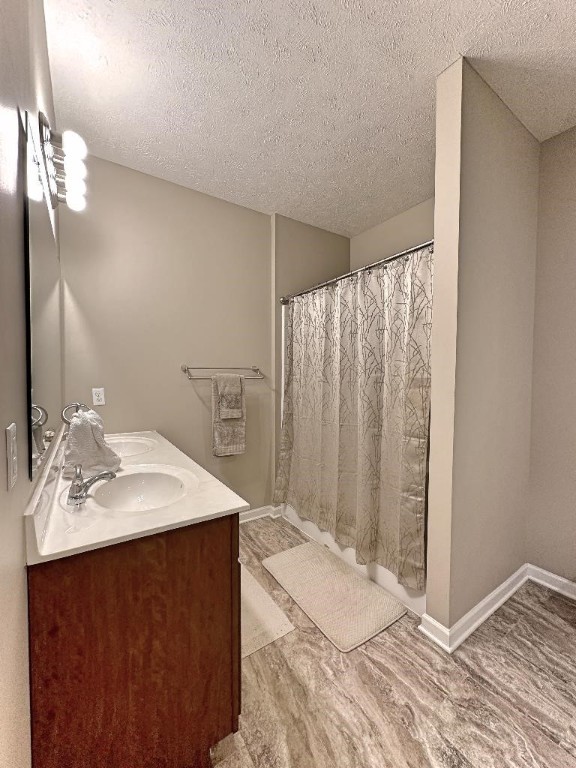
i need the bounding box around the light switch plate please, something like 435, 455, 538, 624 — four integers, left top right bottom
6, 423, 17, 490
92, 387, 105, 406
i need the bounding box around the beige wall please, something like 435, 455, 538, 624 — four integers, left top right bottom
528, 125, 576, 580
61, 156, 273, 508
425, 59, 464, 628
273, 214, 351, 300
350, 198, 435, 270
450, 61, 539, 623
0, 1, 55, 765
272, 214, 350, 468
427, 59, 540, 626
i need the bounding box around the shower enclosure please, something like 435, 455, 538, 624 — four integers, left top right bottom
274, 242, 433, 590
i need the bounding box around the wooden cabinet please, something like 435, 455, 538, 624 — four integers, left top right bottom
28, 514, 240, 768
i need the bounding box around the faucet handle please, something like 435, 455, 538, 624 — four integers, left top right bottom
74, 464, 84, 483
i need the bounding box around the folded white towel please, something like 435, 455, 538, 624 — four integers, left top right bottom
63, 409, 121, 477
212, 374, 246, 456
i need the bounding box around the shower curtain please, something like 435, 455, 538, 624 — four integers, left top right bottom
274, 244, 433, 590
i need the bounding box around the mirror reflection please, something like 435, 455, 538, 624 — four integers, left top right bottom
26, 113, 63, 478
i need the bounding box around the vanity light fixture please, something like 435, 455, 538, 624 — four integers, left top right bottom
27, 150, 44, 203
38, 112, 88, 212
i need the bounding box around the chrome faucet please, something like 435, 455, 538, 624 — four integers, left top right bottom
67, 464, 116, 507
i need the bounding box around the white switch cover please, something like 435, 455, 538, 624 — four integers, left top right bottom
92, 388, 105, 406
6, 423, 17, 490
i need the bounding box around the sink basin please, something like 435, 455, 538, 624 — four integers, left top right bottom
105, 435, 157, 458
91, 464, 200, 514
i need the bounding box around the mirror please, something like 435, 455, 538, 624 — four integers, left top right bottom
25, 112, 63, 479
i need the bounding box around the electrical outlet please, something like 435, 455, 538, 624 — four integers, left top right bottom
6, 423, 17, 490
92, 387, 105, 406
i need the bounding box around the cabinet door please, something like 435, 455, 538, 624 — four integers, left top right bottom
28, 515, 239, 768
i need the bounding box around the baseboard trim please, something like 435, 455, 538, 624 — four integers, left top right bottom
526, 563, 576, 600
239, 505, 282, 524
419, 565, 529, 653
418, 614, 452, 653
419, 563, 576, 654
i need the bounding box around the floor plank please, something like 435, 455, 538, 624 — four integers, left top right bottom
217, 517, 576, 768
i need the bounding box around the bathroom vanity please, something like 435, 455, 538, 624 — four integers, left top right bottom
25, 431, 249, 768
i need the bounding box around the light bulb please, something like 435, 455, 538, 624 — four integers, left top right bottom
28, 182, 44, 202
62, 130, 87, 160
66, 177, 87, 197
64, 155, 87, 179
27, 161, 43, 202
66, 190, 86, 212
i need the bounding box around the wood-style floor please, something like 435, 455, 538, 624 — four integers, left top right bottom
212, 516, 576, 768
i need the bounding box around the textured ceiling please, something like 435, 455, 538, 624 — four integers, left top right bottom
45, 0, 576, 236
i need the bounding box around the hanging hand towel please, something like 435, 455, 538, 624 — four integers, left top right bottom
63, 408, 121, 477
212, 374, 246, 456
216, 374, 244, 419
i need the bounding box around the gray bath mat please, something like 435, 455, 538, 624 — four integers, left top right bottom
241, 566, 295, 657
262, 541, 406, 652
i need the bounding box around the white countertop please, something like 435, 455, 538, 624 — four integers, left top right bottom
25, 430, 250, 565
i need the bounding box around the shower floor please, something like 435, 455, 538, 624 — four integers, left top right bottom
212, 516, 576, 768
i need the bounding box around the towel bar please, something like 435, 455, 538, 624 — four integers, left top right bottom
181, 365, 264, 381
61, 402, 90, 425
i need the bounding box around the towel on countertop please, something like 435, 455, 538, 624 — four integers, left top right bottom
212, 374, 246, 456
63, 408, 121, 477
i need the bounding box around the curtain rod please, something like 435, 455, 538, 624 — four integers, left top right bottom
279, 239, 434, 304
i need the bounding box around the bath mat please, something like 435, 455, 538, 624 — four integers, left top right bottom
241, 566, 295, 658
262, 542, 406, 652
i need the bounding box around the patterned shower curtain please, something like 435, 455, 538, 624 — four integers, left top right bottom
274, 245, 433, 590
